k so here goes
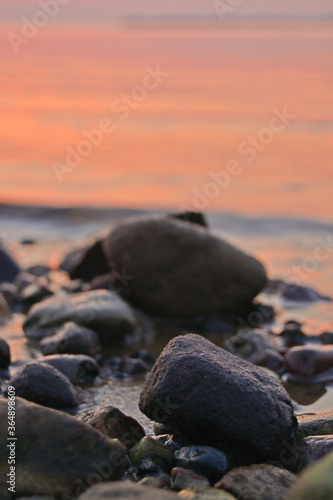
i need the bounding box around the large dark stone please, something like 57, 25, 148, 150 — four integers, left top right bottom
7, 361, 78, 409
139, 334, 297, 461
0, 398, 126, 498
102, 216, 267, 318
0, 243, 21, 283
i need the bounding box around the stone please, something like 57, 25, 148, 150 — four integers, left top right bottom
251, 349, 286, 375
155, 435, 183, 452
224, 328, 275, 360
35, 354, 99, 385
0, 398, 126, 498
7, 361, 78, 409
173, 470, 210, 490
302, 436, 333, 469
0, 293, 11, 325
40, 321, 102, 358
16, 498, 54, 500
131, 349, 156, 367
0, 243, 21, 283
60, 237, 109, 281
102, 215, 267, 318
170, 211, 208, 227
19, 279, 54, 310
120, 357, 148, 376
137, 457, 171, 477
138, 475, 171, 489
26, 264, 52, 277
0, 338, 10, 369
0, 282, 20, 312
81, 405, 145, 449
174, 447, 228, 485
319, 331, 333, 345
297, 411, 333, 439
216, 464, 296, 500
139, 334, 297, 461
23, 290, 137, 340
287, 451, 333, 499
78, 482, 178, 499
178, 488, 236, 500
279, 322, 308, 348
129, 437, 174, 469
285, 346, 333, 377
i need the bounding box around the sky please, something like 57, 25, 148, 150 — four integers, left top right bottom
1, 0, 333, 23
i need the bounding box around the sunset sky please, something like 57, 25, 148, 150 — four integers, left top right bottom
0, 2, 332, 219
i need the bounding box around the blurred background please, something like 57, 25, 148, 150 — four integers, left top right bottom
0, 0, 332, 219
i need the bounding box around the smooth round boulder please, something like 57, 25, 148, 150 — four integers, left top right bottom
81, 405, 145, 449
102, 216, 267, 318
0, 398, 126, 498
35, 354, 99, 385
23, 290, 137, 340
285, 346, 333, 377
7, 361, 78, 409
139, 334, 297, 461
40, 321, 102, 358
216, 464, 296, 500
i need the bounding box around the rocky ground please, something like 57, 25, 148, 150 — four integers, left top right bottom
1, 212, 333, 500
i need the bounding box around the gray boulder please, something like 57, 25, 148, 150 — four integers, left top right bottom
102, 216, 267, 318
23, 290, 137, 340
0, 398, 126, 498
139, 334, 297, 461
7, 361, 78, 409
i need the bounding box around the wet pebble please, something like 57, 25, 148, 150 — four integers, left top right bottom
285, 345, 333, 377
251, 348, 286, 375
155, 435, 183, 452
216, 464, 296, 500
129, 436, 174, 470
297, 411, 333, 439
174, 446, 228, 485
81, 404, 145, 449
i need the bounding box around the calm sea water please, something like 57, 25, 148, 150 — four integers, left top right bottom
0, 20, 332, 219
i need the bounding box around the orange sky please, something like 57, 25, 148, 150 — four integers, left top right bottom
0, 22, 332, 219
